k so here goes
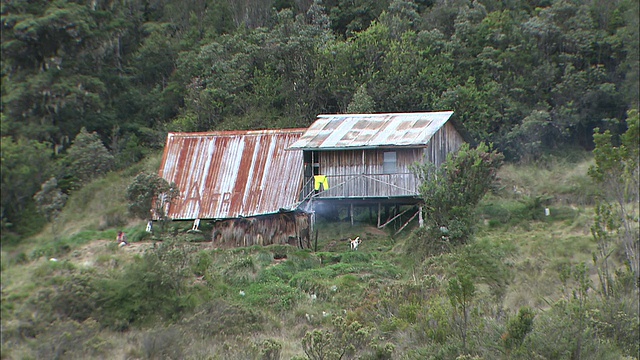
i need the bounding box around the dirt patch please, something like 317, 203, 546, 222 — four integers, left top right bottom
65, 239, 157, 267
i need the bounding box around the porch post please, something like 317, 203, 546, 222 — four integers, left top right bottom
350, 203, 354, 226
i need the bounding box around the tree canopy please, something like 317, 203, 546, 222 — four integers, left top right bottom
2, 0, 638, 238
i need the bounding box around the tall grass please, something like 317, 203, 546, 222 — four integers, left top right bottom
498, 154, 598, 206
4, 152, 637, 359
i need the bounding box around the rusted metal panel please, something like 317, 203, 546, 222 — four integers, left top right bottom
158, 129, 305, 220
211, 211, 311, 249
288, 111, 455, 150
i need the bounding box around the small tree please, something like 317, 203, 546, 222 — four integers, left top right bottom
503, 306, 535, 352
34, 177, 68, 239
590, 201, 617, 298
346, 84, 375, 113
66, 127, 114, 185
447, 273, 476, 352
301, 316, 374, 360
126, 172, 180, 231
588, 109, 639, 279
413, 143, 503, 247
557, 262, 593, 360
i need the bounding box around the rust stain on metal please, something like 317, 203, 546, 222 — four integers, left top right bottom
158, 129, 305, 220
288, 111, 455, 150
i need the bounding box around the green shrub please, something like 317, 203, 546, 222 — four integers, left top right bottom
92, 248, 193, 330
424, 295, 453, 344
370, 342, 395, 360
127, 227, 152, 242
13, 252, 29, 265
503, 307, 535, 351
223, 255, 258, 286
518, 298, 630, 360
341, 251, 372, 263
192, 250, 213, 277
51, 272, 99, 322
182, 300, 263, 337
244, 281, 303, 312
301, 316, 375, 360
317, 252, 342, 264
587, 295, 640, 357
65, 127, 114, 185
413, 143, 503, 248
259, 259, 298, 283
260, 339, 282, 360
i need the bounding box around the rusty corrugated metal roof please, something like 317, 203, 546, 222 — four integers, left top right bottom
287, 111, 455, 150
158, 129, 306, 220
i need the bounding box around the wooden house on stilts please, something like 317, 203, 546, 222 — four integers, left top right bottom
287, 111, 470, 234
157, 129, 312, 248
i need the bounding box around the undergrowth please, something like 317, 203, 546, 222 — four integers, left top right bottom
2, 154, 638, 359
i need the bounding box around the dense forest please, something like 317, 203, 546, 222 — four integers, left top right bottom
2, 1, 639, 359
1, 0, 639, 239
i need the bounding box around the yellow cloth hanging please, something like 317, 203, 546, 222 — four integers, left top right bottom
314, 175, 329, 191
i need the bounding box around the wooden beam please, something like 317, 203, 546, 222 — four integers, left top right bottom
350, 203, 354, 226
395, 208, 420, 235
378, 207, 410, 229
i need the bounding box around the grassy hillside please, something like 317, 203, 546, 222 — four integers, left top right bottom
1, 152, 638, 360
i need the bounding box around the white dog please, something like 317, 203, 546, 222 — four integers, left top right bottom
350, 236, 361, 251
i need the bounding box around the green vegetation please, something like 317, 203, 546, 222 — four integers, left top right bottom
1, 0, 638, 358
2, 0, 639, 239
2, 146, 638, 359
412, 142, 503, 249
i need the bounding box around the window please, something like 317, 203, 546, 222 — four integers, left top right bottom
383, 151, 397, 174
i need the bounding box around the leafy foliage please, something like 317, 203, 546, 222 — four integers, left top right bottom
302, 316, 375, 360
503, 306, 535, 351
2, 0, 638, 240
1, 0, 639, 357
0, 137, 53, 238
413, 143, 503, 248
588, 109, 639, 278
447, 273, 476, 351
126, 172, 180, 222
64, 127, 114, 185
33, 177, 67, 239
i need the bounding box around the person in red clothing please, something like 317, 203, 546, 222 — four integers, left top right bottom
116, 231, 128, 247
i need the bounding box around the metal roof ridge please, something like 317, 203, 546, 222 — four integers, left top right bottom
317, 110, 454, 117
167, 128, 307, 137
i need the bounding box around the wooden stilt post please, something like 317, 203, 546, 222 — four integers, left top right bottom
377, 203, 381, 228
310, 198, 315, 235
419, 206, 424, 227
350, 203, 354, 226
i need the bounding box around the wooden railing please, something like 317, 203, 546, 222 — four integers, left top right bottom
300, 173, 420, 200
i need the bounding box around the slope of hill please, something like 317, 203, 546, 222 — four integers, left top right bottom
1, 153, 638, 360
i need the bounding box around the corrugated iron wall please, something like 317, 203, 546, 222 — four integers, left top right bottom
158, 129, 305, 220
